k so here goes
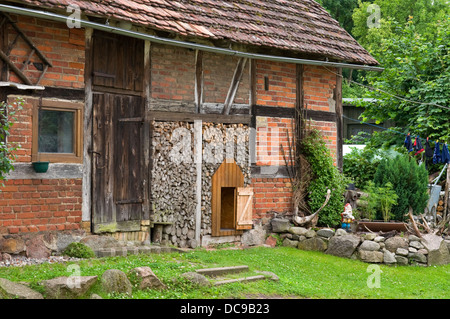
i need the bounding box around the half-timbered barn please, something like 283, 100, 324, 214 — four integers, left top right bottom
0, 0, 379, 248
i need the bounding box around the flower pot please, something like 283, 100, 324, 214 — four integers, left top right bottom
32, 161, 49, 173
356, 220, 408, 233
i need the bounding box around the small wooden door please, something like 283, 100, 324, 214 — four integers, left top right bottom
92, 93, 146, 233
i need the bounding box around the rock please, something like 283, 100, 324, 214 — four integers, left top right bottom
395, 256, 409, 265
90, 293, 103, 299
408, 252, 427, 264
282, 238, 299, 248
56, 232, 83, 253
364, 233, 377, 241
129, 267, 166, 290
304, 229, 316, 238
408, 247, 417, 253
271, 218, 291, 233
409, 241, 424, 250
422, 234, 450, 266
385, 236, 408, 253
325, 234, 360, 258
180, 272, 211, 287
408, 235, 421, 242
395, 248, 409, 256
0, 278, 44, 299
288, 227, 308, 236
255, 271, 279, 281
80, 235, 123, 251
0, 237, 25, 254
418, 249, 428, 255
335, 229, 347, 236
264, 235, 278, 248
1, 253, 11, 261
317, 228, 335, 238
359, 250, 384, 263
383, 250, 397, 264
100, 269, 132, 295
26, 236, 51, 259
297, 237, 327, 252
40, 276, 98, 299
359, 241, 381, 251
374, 236, 385, 243
241, 224, 266, 246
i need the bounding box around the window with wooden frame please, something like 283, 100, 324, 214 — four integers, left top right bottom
32, 99, 83, 163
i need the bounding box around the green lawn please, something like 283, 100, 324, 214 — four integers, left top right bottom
0, 246, 449, 299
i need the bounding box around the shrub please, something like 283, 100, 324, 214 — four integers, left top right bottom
365, 181, 399, 222
373, 155, 429, 221
0, 99, 23, 186
62, 242, 95, 259
301, 129, 348, 227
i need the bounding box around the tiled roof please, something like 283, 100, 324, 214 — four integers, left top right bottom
12, 0, 378, 65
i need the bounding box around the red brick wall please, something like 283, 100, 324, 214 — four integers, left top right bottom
251, 178, 293, 219
0, 179, 82, 234
256, 60, 296, 108
303, 65, 337, 112
5, 96, 32, 162
203, 52, 250, 105
151, 43, 195, 101
7, 15, 85, 88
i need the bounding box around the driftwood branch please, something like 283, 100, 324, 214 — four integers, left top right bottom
407, 206, 422, 238
293, 189, 331, 226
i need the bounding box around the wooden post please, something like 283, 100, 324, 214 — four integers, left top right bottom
334, 68, 344, 172
222, 57, 248, 115
143, 40, 151, 222
82, 27, 94, 227
194, 120, 203, 245
195, 50, 203, 113
443, 164, 450, 221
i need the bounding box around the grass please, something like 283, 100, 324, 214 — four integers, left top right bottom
0, 246, 449, 299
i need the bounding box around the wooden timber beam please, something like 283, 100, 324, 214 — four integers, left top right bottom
222, 57, 248, 115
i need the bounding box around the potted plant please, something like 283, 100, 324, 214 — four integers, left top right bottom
32, 153, 49, 173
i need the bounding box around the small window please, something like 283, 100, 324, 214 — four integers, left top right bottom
32, 99, 83, 163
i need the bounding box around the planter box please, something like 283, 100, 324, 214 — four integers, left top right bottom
356, 221, 408, 233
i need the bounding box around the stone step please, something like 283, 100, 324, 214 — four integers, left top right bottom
195, 265, 249, 277
213, 275, 266, 286
94, 245, 185, 257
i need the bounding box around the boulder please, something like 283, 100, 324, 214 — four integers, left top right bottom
40, 276, 98, 299
129, 267, 166, 290
385, 236, 408, 253
359, 250, 384, 263
264, 235, 278, 248
374, 236, 385, 243
421, 234, 450, 266
408, 252, 427, 264
304, 229, 316, 238
395, 256, 409, 265
359, 241, 381, 251
0, 237, 25, 254
80, 235, 123, 251
325, 234, 360, 258
180, 272, 211, 287
335, 229, 347, 236
364, 233, 377, 241
271, 219, 291, 233
100, 269, 132, 295
26, 235, 51, 259
395, 248, 409, 257
241, 224, 266, 246
316, 228, 335, 238
297, 237, 327, 252
409, 241, 424, 250
282, 238, 299, 248
383, 250, 397, 264
0, 278, 43, 299
288, 227, 308, 236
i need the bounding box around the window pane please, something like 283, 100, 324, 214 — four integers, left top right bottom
38, 109, 74, 153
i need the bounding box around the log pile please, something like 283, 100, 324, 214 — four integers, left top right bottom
151, 121, 251, 247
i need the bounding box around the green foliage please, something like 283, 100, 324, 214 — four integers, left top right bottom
315, 0, 359, 35
355, 15, 450, 142
301, 129, 348, 227
365, 181, 398, 221
373, 155, 429, 220
0, 98, 23, 186
62, 242, 95, 259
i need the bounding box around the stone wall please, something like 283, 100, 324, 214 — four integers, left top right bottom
264, 218, 450, 266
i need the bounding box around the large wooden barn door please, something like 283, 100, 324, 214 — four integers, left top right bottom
92, 93, 145, 233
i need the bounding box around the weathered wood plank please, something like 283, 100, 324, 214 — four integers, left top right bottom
334, 68, 344, 171
223, 57, 248, 115
149, 110, 251, 124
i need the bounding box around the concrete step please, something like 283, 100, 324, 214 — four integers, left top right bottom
213, 275, 266, 286
195, 265, 249, 277
94, 245, 185, 257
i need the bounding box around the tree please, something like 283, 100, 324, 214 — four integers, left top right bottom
356, 16, 450, 141
316, 0, 360, 35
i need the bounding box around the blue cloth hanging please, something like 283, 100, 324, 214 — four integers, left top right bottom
404, 134, 413, 153
433, 141, 442, 164
414, 136, 424, 155
442, 143, 450, 164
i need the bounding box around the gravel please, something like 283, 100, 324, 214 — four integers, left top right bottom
0, 255, 83, 268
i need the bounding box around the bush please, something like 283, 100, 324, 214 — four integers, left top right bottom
301, 129, 348, 227
365, 181, 399, 222
343, 147, 382, 188
62, 242, 95, 259
373, 155, 429, 221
